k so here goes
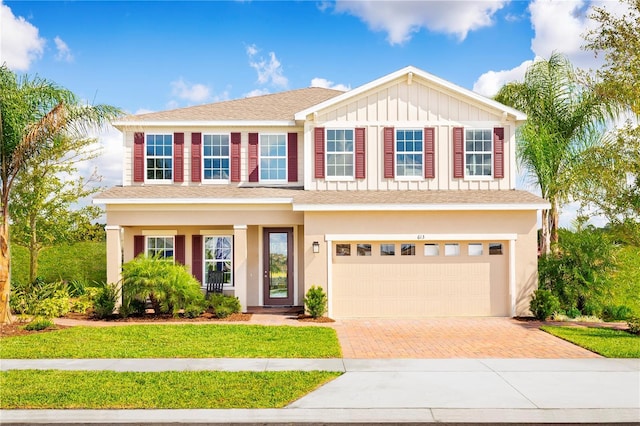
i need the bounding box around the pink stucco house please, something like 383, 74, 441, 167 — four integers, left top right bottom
95, 66, 548, 318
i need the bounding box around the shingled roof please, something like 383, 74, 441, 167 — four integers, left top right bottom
115, 87, 344, 123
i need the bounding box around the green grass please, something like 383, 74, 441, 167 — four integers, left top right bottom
11, 242, 106, 284
0, 370, 340, 409
0, 324, 342, 359
541, 326, 640, 358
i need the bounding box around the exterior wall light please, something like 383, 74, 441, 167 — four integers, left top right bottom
312, 241, 320, 253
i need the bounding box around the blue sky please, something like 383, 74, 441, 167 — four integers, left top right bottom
1, 0, 627, 226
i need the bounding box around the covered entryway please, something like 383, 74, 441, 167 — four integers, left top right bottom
330, 240, 510, 318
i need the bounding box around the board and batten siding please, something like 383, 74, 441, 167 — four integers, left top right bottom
304, 79, 516, 191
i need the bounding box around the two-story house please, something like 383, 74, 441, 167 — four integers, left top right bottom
95, 66, 549, 318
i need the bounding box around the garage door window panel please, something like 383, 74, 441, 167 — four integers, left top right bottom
445, 243, 460, 256
380, 244, 395, 256
401, 243, 415, 256
489, 243, 503, 255
424, 243, 440, 256
357, 244, 372, 256
336, 244, 351, 256
468, 243, 483, 256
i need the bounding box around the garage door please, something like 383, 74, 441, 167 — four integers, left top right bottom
331, 241, 509, 318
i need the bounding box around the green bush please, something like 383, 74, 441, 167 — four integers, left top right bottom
304, 285, 328, 319
183, 302, 206, 318
566, 307, 581, 319
23, 317, 54, 331
627, 316, 640, 334
530, 289, 560, 321
93, 283, 119, 319
69, 296, 93, 314
208, 293, 241, 318
121, 255, 205, 317
33, 289, 70, 318
602, 304, 633, 321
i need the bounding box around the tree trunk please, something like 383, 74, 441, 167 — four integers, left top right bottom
550, 198, 560, 251
29, 214, 38, 283
0, 218, 13, 324
540, 209, 551, 256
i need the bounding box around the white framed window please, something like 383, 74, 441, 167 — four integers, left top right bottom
204, 236, 233, 287
203, 134, 230, 182
260, 134, 287, 182
396, 129, 423, 178
468, 243, 483, 256
146, 134, 172, 182
445, 243, 460, 256
424, 243, 439, 256
146, 236, 174, 261
326, 129, 354, 179
465, 129, 492, 178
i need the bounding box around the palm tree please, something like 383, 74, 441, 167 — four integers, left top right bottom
0, 65, 120, 324
494, 53, 614, 254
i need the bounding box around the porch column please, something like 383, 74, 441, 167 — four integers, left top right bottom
509, 239, 516, 317
233, 225, 248, 312
105, 225, 122, 307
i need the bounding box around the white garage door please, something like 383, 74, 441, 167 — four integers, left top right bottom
331, 242, 509, 318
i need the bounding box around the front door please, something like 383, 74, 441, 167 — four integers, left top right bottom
263, 228, 294, 305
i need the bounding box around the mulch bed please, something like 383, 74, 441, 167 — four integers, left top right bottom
296, 314, 335, 323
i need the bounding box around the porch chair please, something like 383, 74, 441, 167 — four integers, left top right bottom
206, 271, 225, 296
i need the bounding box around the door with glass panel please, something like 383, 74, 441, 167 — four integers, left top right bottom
263, 228, 293, 305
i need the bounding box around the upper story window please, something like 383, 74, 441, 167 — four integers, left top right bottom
203, 134, 230, 181
326, 129, 354, 178
146, 134, 172, 181
146, 236, 174, 261
396, 129, 423, 178
465, 129, 492, 178
260, 134, 287, 182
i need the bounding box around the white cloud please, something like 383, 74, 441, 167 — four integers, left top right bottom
53, 36, 73, 62
473, 59, 534, 97
170, 78, 211, 103
310, 77, 351, 91
244, 88, 270, 98
332, 0, 508, 44
246, 44, 288, 88
473, 0, 633, 97
77, 125, 124, 190
0, 2, 45, 70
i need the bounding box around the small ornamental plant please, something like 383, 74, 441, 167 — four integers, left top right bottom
530, 289, 560, 321
304, 285, 328, 319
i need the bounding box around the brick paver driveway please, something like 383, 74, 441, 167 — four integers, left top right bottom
333, 317, 600, 358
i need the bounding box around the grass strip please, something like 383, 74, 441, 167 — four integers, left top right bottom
0, 370, 340, 409
541, 325, 640, 358
0, 324, 341, 359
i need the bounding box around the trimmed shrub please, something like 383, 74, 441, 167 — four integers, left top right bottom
93, 283, 119, 319
208, 293, 241, 318
602, 304, 633, 321
626, 316, 640, 334
304, 285, 328, 319
23, 317, 55, 331
530, 289, 560, 321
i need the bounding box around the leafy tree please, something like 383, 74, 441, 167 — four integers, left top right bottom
0, 65, 120, 324
494, 53, 614, 254
10, 134, 103, 283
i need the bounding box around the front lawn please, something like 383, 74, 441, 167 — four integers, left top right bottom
541, 326, 640, 358
0, 324, 341, 359
0, 370, 340, 409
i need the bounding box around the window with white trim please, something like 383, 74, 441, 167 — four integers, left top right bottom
146, 236, 174, 261
396, 129, 423, 177
203, 134, 230, 181
465, 129, 492, 177
326, 129, 354, 178
146, 134, 172, 181
204, 236, 233, 286
260, 134, 287, 181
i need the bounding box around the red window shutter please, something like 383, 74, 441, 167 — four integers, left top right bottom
493, 127, 505, 179
424, 127, 435, 179
231, 132, 241, 182
453, 127, 464, 179
133, 235, 145, 258
191, 235, 203, 284
314, 127, 325, 179
355, 127, 366, 179
248, 133, 259, 182
173, 132, 184, 183
191, 133, 201, 182
287, 132, 298, 183
175, 235, 185, 265
133, 132, 145, 183
383, 127, 395, 178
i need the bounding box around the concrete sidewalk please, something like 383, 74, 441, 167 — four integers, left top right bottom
1, 358, 639, 424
